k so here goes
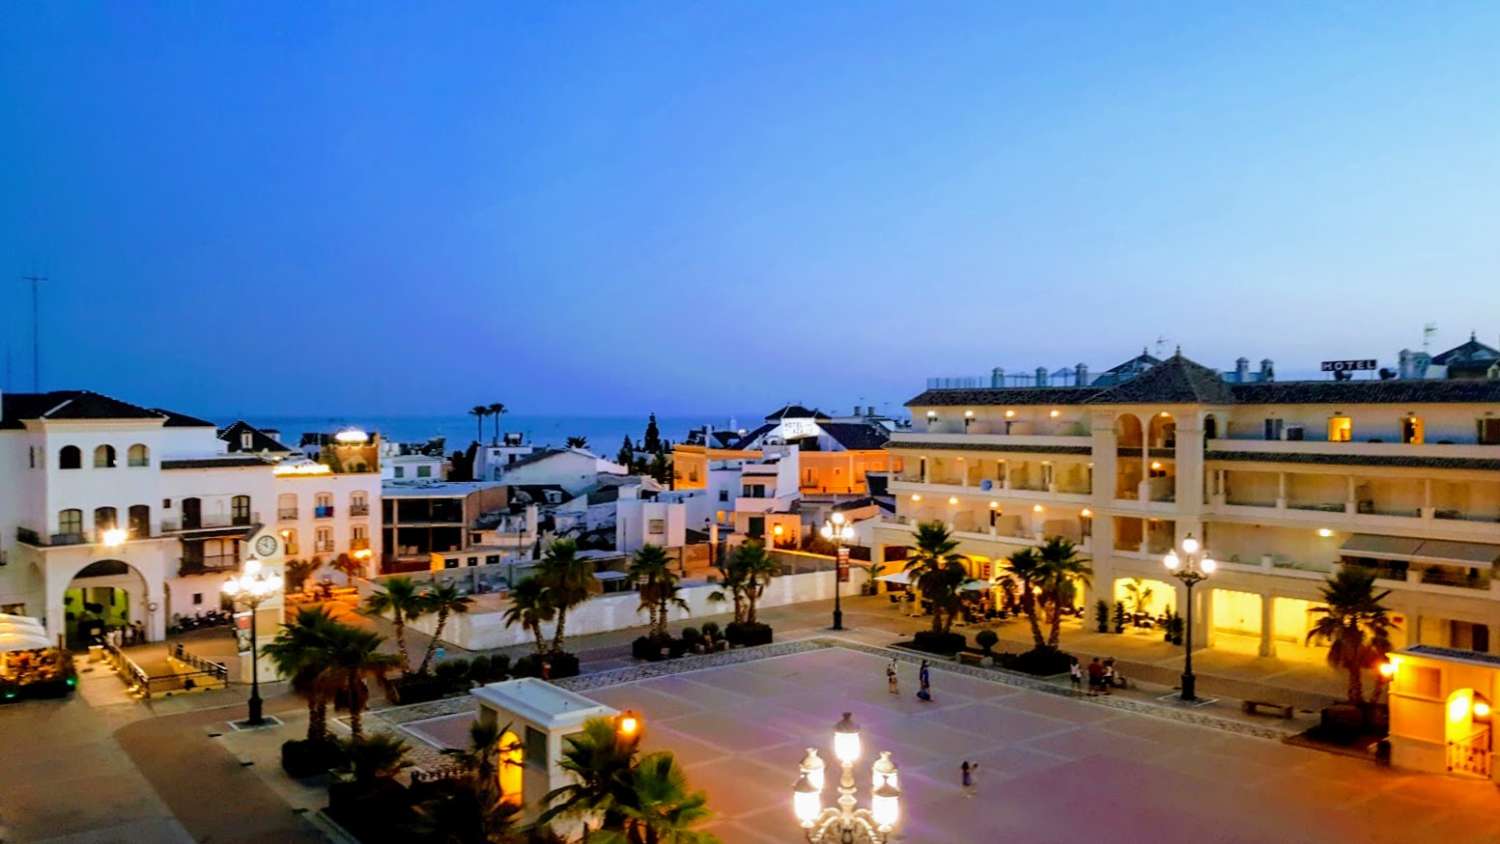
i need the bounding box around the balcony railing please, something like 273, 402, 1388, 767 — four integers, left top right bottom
162, 512, 261, 532
278, 508, 299, 520
177, 554, 239, 576
314, 506, 335, 519
349, 504, 370, 516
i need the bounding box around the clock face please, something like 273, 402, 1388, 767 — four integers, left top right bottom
255, 534, 279, 557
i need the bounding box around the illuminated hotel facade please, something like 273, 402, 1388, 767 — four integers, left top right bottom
873, 339, 1500, 663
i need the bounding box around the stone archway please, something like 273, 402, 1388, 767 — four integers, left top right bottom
47, 557, 164, 647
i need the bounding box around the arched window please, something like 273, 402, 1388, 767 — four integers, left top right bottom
128, 505, 150, 538
94, 445, 117, 468
350, 491, 369, 515
59, 445, 82, 470
94, 506, 118, 532
278, 493, 298, 521
231, 495, 251, 526
58, 508, 83, 536
127, 443, 149, 467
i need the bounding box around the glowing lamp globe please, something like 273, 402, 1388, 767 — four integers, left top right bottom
793, 773, 821, 824
1201, 557, 1217, 575
1163, 551, 1181, 571
1181, 535, 1201, 555
871, 781, 901, 829
833, 712, 862, 764
799, 747, 826, 792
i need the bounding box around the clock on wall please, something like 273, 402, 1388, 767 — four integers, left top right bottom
254, 534, 279, 557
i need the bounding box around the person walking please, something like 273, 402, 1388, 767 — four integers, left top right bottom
886, 659, 900, 695
960, 760, 978, 797
1068, 657, 1083, 693
1101, 658, 1116, 695
917, 659, 932, 702
1086, 657, 1105, 697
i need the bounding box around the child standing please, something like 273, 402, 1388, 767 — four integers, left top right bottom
1068, 657, 1083, 693
886, 659, 899, 695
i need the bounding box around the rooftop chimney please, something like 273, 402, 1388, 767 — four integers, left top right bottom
1035, 366, 1049, 387
1234, 357, 1249, 382
1259, 359, 1274, 382
1075, 363, 1089, 387
990, 367, 1005, 388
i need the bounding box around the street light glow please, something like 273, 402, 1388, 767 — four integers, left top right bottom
833, 712, 861, 764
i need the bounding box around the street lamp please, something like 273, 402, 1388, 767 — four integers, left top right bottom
821, 512, 855, 631
222, 557, 283, 725
1163, 532, 1215, 701
793, 713, 900, 842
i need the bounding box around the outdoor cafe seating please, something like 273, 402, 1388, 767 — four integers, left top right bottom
0, 615, 76, 702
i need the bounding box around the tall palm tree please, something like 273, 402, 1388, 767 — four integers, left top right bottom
408, 776, 524, 844
1037, 537, 1092, 648
417, 582, 475, 675
331, 552, 363, 585
1306, 568, 1396, 705
903, 522, 969, 634
488, 403, 506, 444
470, 405, 490, 443
538, 717, 639, 833
502, 576, 555, 656
284, 558, 320, 593
618, 752, 717, 844
566, 435, 589, 450
441, 719, 520, 802
729, 541, 778, 625
1003, 547, 1047, 650
340, 732, 412, 785
537, 539, 598, 654
630, 545, 686, 638
263, 606, 340, 743
364, 576, 431, 674
321, 624, 400, 740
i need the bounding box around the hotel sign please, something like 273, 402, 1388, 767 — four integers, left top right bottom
1321, 359, 1377, 373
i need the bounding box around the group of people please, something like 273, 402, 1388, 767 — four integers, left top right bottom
885, 657, 932, 701
1070, 656, 1125, 695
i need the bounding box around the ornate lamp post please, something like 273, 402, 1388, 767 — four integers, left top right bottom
821, 513, 855, 631
1163, 532, 1215, 701
793, 713, 900, 842
222, 557, 283, 725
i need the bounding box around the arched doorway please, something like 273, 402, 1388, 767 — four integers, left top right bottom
1446, 688, 1492, 777
498, 729, 524, 805
64, 559, 147, 649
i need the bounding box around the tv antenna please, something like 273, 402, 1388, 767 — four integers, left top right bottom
1422, 322, 1437, 352
1153, 336, 1169, 358
21, 275, 46, 390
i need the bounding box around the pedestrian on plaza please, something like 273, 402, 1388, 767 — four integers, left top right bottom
960, 760, 978, 796
1086, 657, 1105, 696
887, 659, 900, 695
1102, 658, 1116, 695
1068, 657, 1083, 693
917, 659, 932, 702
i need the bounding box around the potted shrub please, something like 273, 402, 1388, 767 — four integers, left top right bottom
975, 629, 999, 664
1113, 601, 1127, 634
1094, 600, 1110, 633
434, 658, 471, 694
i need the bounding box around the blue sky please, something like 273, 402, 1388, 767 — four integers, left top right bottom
3, 3, 1498, 418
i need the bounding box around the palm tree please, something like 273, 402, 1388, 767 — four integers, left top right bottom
538, 717, 639, 834
502, 576, 555, 656
536, 539, 598, 655
331, 552, 363, 585
470, 405, 490, 443
364, 576, 431, 674
903, 522, 969, 634
618, 752, 717, 844
630, 545, 687, 638
729, 541, 778, 624
1037, 537, 1091, 649
263, 606, 341, 743
285, 558, 320, 593
488, 403, 507, 444
322, 624, 400, 740
408, 776, 524, 844
566, 435, 589, 450
1306, 568, 1396, 705
417, 582, 475, 675
1123, 577, 1154, 616
340, 732, 412, 785
1003, 547, 1047, 650
441, 719, 516, 800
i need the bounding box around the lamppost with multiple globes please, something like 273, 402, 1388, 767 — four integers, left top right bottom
820, 513, 855, 631
792, 712, 900, 843
1163, 532, 1215, 701
222, 557, 283, 725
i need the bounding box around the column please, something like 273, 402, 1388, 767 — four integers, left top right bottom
1259, 593, 1275, 658
1276, 472, 1287, 509
1345, 476, 1357, 515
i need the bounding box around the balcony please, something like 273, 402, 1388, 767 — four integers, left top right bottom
177, 554, 239, 576
890, 431, 1091, 449
278, 508, 299, 520
349, 504, 370, 516
314, 506, 335, 519
162, 512, 261, 532
1206, 438, 1500, 463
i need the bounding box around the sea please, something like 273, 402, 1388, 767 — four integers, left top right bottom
236, 414, 759, 452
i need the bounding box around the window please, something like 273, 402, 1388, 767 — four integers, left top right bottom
352, 524, 367, 542
93, 444, 116, 468
1481, 419, 1500, 445
1328, 416, 1352, 442
1263, 419, 1283, 441
192, 593, 204, 606
648, 519, 665, 535
315, 526, 333, 552
282, 528, 299, 555
58, 509, 83, 536
231, 495, 251, 525
1402, 416, 1424, 445
315, 493, 334, 518
241, 431, 254, 450
127, 443, 149, 467
278, 493, 297, 520
59, 445, 81, 469
394, 466, 405, 478
350, 492, 369, 515
417, 465, 432, 478
28, 446, 36, 469
94, 506, 118, 532
718, 489, 729, 502
128, 505, 150, 538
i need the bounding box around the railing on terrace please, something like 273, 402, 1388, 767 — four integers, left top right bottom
1448, 730, 1492, 777
278, 508, 298, 520
349, 504, 370, 516
162, 512, 262, 532
1288, 501, 1345, 513
1418, 567, 1491, 590
1435, 509, 1500, 524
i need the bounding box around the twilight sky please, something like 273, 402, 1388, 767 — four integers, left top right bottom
3, 3, 1499, 418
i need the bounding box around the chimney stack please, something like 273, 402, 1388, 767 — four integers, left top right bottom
1235, 357, 1249, 382
1035, 366, 1049, 387
1259, 359, 1274, 382
991, 367, 1005, 388
1075, 363, 1089, 386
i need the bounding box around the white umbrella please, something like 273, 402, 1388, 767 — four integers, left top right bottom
874, 570, 911, 585
0, 613, 43, 629
0, 631, 53, 652
960, 580, 993, 592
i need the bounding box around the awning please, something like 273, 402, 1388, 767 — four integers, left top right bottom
960, 580, 993, 592
1340, 534, 1500, 566
875, 570, 911, 585
0, 614, 43, 629
0, 632, 52, 652
1411, 539, 1500, 566
592, 571, 629, 581
1340, 534, 1424, 560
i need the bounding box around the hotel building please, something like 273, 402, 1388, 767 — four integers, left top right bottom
873, 339, 1500, 663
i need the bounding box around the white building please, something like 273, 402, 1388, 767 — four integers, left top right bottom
487, 448, 627, 495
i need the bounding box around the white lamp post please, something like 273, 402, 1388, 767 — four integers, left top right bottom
793, 713, 900, 842
222, 557, 283, 725
1163, 532, 1215, 701
820, 512, 856, 631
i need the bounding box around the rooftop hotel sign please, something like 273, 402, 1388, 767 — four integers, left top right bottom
1321, 359, 1377, 373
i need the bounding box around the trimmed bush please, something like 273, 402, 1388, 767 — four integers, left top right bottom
700, 621, 722, 640
488, 654, 511, 681
996, 646, 1073, 677
725, 621, 774, 647
631, 635, 672, 661
281, 738, 344, 779
393, 673, 448, 704
434, 658, 471, 691
681, 626, 703, 645
975, 629, 999, 654
468, 655, 492, 683
513, 652, 581, 680
909, 630, 966, 655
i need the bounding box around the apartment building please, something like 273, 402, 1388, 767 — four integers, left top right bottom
875, 339, 1500, 664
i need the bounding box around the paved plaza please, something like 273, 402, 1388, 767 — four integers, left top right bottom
404, 645, 1500, 844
